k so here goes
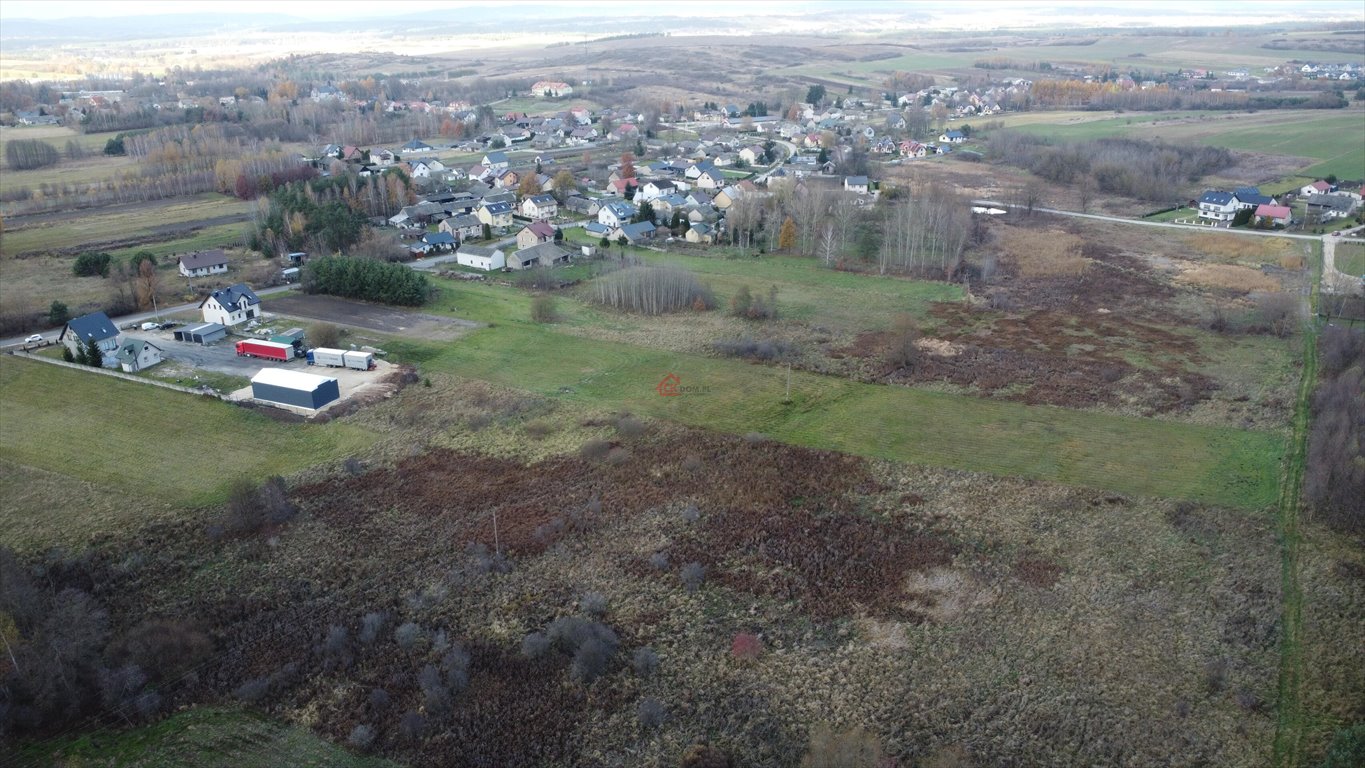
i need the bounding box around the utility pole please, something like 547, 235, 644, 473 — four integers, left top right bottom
492, 509, 501, 558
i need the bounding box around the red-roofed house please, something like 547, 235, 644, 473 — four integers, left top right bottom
516, 220, 557, 250
606, 178, 640, 197
1255, 204, 1293, 227
1300, 180, 1333, 196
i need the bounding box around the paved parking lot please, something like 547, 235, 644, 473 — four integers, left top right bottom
122, 329, 307, 377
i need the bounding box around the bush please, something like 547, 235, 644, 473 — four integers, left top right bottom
310, 322, 341, 348
1254, 292, 1298, 337
648, 551, 669, 570
399, 711, 425, 742
581, 591, 609, 616
637, 697, 667, 729
210, 476, 296, 539
73, 251, 113, 278
521, 632, 552, 658
616, 415, 646, 437
713, 337, 796, 361
395, 622, 425, 650
579, 439, 613, 461
883, 313, 920, 369
731, 632, 763, 662
348, 724, 376, 749
1306, 350, 1363, 535
681, 744, 733, 768
730, 284, 779, 319
681, 562, 706, 592
530, 295, 558, 323
48, 301, 69, 326
631, 647, 659, 676
591, 266, 716, 314
358, 612, 385, 645
303, 256, 430, 306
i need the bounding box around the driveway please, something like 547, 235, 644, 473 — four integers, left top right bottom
122, 328, 308, 377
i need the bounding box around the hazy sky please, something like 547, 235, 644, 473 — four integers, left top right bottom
2, 0, 1362, 22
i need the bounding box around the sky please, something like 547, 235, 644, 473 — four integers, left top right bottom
1, 0, 1361, 23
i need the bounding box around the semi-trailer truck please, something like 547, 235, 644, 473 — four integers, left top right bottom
342, 351, 375, 371
235, 339, 295, 362
307, 348, 348, 367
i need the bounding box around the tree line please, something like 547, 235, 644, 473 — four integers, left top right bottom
247, 172, 414, 256
303, 255, 430, 306
985, 131, 1235, 201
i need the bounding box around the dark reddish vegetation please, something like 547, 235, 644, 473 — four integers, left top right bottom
1013, 554, 1065, 588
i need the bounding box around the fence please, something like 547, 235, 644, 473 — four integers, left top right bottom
8, 351, 228, 399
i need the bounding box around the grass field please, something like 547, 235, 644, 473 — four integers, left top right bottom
0, 152, 138, 196
393, 298, 1284, 507
0, 358, 374, 549
15, 707, 397, 768
1005, 109, 1365, 180
0, 194, 253, 257
0, 124, 113, 157
1333, 241, 1365, 276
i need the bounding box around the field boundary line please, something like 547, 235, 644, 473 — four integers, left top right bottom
7, 351, 227, 399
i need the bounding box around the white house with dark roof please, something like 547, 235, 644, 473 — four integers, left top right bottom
521, 193, 558, 220
59, 311, 120, 366
115, 339, 164, 373
200, 283, 261, 326
482, 151, 510, 173
455, 244, 506, 271
599, 201, 637, 228
1197, 190, 1240, 222
178, 250, 229, 278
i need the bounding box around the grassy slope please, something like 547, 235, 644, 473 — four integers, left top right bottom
1334, 242, 1365, 277
13, 707, 397, 768
0, 358, 373, 547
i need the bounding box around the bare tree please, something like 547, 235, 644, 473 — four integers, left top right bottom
134, 259, 160, 312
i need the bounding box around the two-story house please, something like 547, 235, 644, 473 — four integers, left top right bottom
516, 220, 557, 251
200, 283, 261, 326
59, 311, 120, 367
482, 151, 510, 173
521, 193, 558, 220
599, 201, 638, 229
1197, 190, 1240, 222
476, 200, 515, 230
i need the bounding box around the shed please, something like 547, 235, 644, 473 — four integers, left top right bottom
250, 368, 340, 411
174, 322, 227, 344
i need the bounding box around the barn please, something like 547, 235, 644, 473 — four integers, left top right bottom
250, 368, 340, 411
174, 322, 227, 344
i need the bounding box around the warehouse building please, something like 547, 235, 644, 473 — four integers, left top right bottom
250, 368, 340, 412
173, 322, 227, 345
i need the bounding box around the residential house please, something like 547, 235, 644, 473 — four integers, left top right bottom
844, 176, 870, 195
178, 249, 229, 278
374, 149, 398, 167
439, 213, 484, 240
59, 311, 120, 366
599, 200, 638, 228
564, 195, 602, 216
694, 168, 726, 191
583, 221, 612, 239
200, 283, 261, 326
685, 222, 715, 244
872, 137, 897, 154
613, 221, 658, 244
115, 339, 164, 373
939, 129, 967, 144
738, 145, 765, 165
605, 178, 640, 197
1197, 190, 1240, 222
1300, 180, 1333, 196
482, 151, 510, 173
1254, 204, 1293, 227
640, 179, 677, 201
1304, 193, 1359, 221
494, 169, 520, 189
713, 186, 743, 210
516, 220, 557, 250
530, 80, 573, 97
521, 193, 558, 220
412, 231, 457, 255
401, 139, 434, 153
455, 244, 506, 271
1234, 186, 1277, 209
899, 140, 928, 158
476, 200, 515, 230
509, 242, 572, 270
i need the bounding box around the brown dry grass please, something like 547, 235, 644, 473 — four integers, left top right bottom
1176, 263, 1282, 293
1183, 233, 1298, 265
998, 227, 1090, 277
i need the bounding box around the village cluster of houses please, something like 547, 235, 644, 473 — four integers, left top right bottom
1197, 180, 1361, 228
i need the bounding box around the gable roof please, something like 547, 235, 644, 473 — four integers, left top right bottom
481, 201, 514, 214
63, 311, 119, 343
618, 221, 657, 240
457, 244, 502, 258
203, 282, 260, 310
423, 232, 457, 245
511, 241, 571, 266
846, 176, 869, 187
1255, 204, 1292, 219
524, 220, 556, 239
179, 249, 228, 270
484, 151, 509, 164
603, 200, 637, 219
527, 193, 557, 206
1238, 192, 1275, 206
115, 338, 161, 363
1199, 190, 1236, 205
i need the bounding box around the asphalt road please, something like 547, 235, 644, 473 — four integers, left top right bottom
1, 285, 299, 349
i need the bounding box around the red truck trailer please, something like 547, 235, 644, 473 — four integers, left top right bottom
235, 339, 296, 362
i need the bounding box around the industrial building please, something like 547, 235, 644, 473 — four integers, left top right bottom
250, 368, 340, 411
173, 322, 227, 345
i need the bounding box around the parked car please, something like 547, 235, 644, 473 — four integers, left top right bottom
24, 334, 43, 344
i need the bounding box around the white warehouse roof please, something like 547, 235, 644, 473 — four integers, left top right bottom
251, 368, 337, 390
